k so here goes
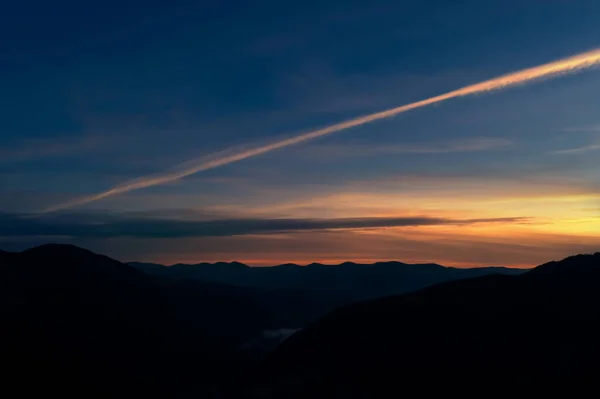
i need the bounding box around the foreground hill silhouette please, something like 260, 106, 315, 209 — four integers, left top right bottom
2, 244, 519, 396
243, 252, 600, 397
2, 244, 598, 397
0, 244, 273, 397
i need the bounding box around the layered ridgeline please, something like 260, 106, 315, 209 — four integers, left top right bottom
1, 244, 523, 397
128, 260, 525, 296
0, 244, 272, 397
3, 244, 598, 397
128, 259, 525, 325
128, 262, 523, 328
245, 252, 600, 397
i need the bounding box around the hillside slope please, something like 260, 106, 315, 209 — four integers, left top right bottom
0, 244, 271, 397
244, 252, 600, 397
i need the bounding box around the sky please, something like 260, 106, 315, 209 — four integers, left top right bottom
1, 0, 600, 267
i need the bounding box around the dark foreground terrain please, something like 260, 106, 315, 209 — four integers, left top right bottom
1, 244, 285, 397
1, 244, 599, 397
244, 252, 600, 397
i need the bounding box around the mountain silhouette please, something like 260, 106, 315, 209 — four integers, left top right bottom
0, 244, 272, 397
4, 244, 598, 397
244, 252, 600, 397
129, 258, 525, 329
128, 258, 525, 315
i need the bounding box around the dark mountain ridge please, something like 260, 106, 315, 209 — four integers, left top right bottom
0, 244, 272, 397
128, 258, 526, 303
3, 244, 598, 397
244, 252, 600, 397
128, 257, 527, 328
130, 258, 521, 271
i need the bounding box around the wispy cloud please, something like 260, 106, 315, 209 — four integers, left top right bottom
20, 224, 598, 268
1, 211, 529, 239
43, 47, 600, 212
383, 137, 512, 154
559, 124, 600, 132
553, 143, 600, 154
298, 137, 512, 159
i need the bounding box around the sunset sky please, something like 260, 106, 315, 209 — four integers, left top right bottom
1, 0, 599, 267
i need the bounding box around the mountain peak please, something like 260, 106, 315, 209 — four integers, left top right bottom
373, 261, 409, 267
230, 261, 249, 267
22, 243, 95, 256
528, 252, 600, 276
340, 261, 358, 266
21, 244, 104, 258
277, 263, 301, 268
203, 261, 250, 269
18, 244, 140, 278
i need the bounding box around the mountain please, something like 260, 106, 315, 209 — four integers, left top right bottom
129, 259, 526, 329
5, 244, 595, 397
0, 244, 273, 397
129, 259, 526, 304
243, 252, 600, 397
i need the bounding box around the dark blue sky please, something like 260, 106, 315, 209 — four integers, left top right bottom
1, 0, 599, 266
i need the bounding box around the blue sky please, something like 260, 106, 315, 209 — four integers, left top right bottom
1, 0, 599, 266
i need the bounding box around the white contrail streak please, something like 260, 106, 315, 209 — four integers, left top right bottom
43, 48, 600, 212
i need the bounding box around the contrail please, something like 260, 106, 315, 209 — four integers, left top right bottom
43, 48, 600, 213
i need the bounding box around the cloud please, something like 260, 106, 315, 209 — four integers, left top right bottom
43, 47, 600, 212
0, 211, 529, 240
382, 137, 512, 154
296, 137, 512, 159
553, 143, 600, 154
24, 225, 599, 268
559, 124, 600, 132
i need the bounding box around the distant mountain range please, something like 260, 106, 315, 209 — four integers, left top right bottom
2, 244, 598, 397
128, 259, 526, 304
128, 259, 526, 328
